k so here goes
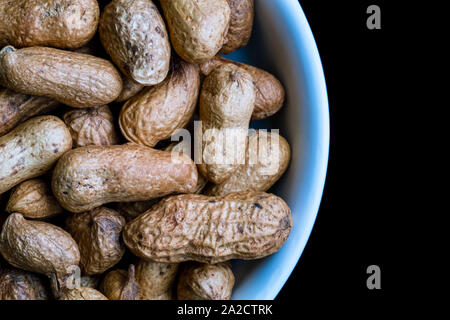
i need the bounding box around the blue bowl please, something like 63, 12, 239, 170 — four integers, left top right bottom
223, 0, 329, 300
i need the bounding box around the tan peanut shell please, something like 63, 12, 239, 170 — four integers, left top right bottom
119, 58, 200, 147
198, 63, 255, 184
115, 76, 145, 102
0, 88, 61, 137
0, 213, 80, 291
0, 268, 50, 300
177, 262, 234, 300
0, 116, 72, 195
221, 0, 254, 54
0, 0, 99, 49
135, 260, 179, 300
199, 56, 285, 120
6, 179, 64, 219
100, 265, 139, 300
63, 105, 119, 147
0, 46, 123, 108
160, 0, 231, 64
123, 191, 292, 263
100, 0, 171, 86
205, 130, 291, 196
66, 207, 126, 275
52, 144, 198, 213
59, 287, 108, 300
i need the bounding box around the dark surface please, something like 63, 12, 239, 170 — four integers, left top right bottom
277, 0, 404, 307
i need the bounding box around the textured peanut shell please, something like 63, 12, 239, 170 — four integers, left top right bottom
66, 207, 126, 275
0, 116, 72, 195
160, 0, 231, 64
0, 88, 61, 136
6, 179, 64, 219
0, 0, 99, 49
115, 76, 145, 102
0, 268, 50, 300
200, 56, 285, 120
120, 58, 200, 147
0, 46, 123, 108
220, 0, 254, 54
165, 142, 208, 194
205, 131, 291, 196
100, 265, 139, 300
123, 191, 292, 263
135, 260, 179, 300
0, 213, 80, 291
52, 144, 198, 213
177, 262, 234, 300
59, 287, 108, 300
198, 64, 255, 184
63, 105, 119, 147
100, 0, 171, 86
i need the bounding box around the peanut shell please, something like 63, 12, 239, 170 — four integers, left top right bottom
100, 265, 139, 300
59, 287, 108, 300
220, 0, 254, 54
123, 191, 292, 263
135, 260, 179, 300
0, 267, 50, 300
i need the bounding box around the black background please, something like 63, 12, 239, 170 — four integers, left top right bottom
276, 0, 404, 308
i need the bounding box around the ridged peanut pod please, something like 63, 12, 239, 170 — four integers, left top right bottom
0, 46, 123, 108
59, 287, 108, 300
0, 213, 80, 292
0, 0, 99, 49
220, 0, 254, 54
119, 58, 200, 147
52, 144, 198, 213
0, 116, 72, 194
135, 260, 179, 300
199, 56, 285, 120
99, 0, 171, 86
198, 63, 255, 184
0, 88, 61, 137
204, 130, 291, 196
177, 262, 234, 300
0, 268, 50, 300
123, 191, 292, 263
65, 207, 126, 275
160, 0, 231, 64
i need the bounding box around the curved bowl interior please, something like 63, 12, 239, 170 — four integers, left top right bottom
223, 0, 329, 300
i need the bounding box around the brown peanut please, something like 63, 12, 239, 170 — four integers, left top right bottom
66, 207, 126, 275
119, 57, 200, 147
52, 144, 198, 213
0, 213, 80, 292
160, 0, 231, 64
204, 130, 291, 196
100, 264, 139, 300
0, 267, 50, 300
0, 0, 99, 49
59, 287, 108, 300
177, 262, 234, 300
123, 191, 292, 263
6, 179, 64, 219
115, 76, 145, 102
63, 105, 119, 147
100, 0, 171, 86
221, 0, 254, 54
0, 116, 72, 195
135, 260, 179, 300
0, 88, 61, 137
0, 46, 123, 108
199, 56, 285, 120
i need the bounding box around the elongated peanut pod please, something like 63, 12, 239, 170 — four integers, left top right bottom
0, 0, 99, 49
135, 260, 179, 300
52, 144, 198, 213
0, 46, 123, 108
0, 116, 72, 194
123, 191, 292, 263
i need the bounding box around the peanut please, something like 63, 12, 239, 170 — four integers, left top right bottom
221, 0, 254, 54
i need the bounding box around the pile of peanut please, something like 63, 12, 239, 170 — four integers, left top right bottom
0, 0, 292, 300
